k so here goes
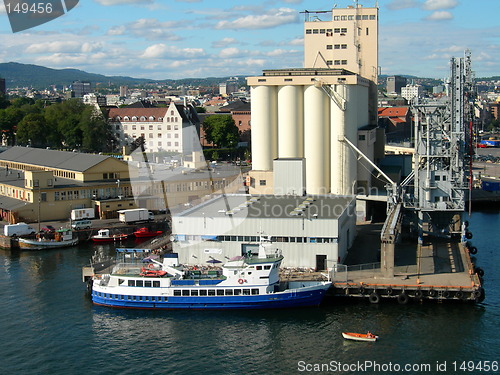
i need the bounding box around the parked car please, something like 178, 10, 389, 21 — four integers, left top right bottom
71, 220, 92, 230
41, 225, 56, 233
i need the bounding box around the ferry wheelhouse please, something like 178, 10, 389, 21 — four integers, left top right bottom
89, 238, 331, 310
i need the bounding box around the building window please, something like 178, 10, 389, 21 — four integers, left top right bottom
157, 133, 162, 138
320, 29, 325, 34
259, 180, 266, 186
359, 134, 366, 141
333, 16, 340, 21
341, 16, 346, 20
149, 125, 153, 130
362, 15, 368, 20
341, 28, 347, 33
306, 29, 312, 34
334, 60, 341, 65
366, 27, 369, 35
334, 44, 340, 49
334, 28, 340, 33
132, 125, 136, 130
313, 29, 319, 34
326, 45, 332, 50
341, 44, 347, 49
341, 60, 347, 65
370, 15, 376, 20
326, 61, 332, 66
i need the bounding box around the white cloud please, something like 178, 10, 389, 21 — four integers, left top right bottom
215, 8, 298, 30
422, 0, 458, 11
212, 38, 238, 48
25, 41, 103, 54
140, 43, 206, 59
426, 11, 453, 20
107, 18, 182, 40
219, 48, 241, 58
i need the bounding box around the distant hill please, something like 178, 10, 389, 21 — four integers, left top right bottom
0, 62, 156, 89
0, 62, 248, 90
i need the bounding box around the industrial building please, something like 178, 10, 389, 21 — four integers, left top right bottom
172, 194, 356, 269
247, 4, 382, 196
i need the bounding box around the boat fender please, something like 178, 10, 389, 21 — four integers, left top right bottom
469, 246, 478, 255
368, 292, 380, 304
397, 292, 409, 305
428, 289, 436, 297
464, 220, 469, 228
148, 263, 155, 269
475, 267, 484, 277
359, 286, 366, 295
465, 231, 473, 239
386, 286, 393, 296
442, 291, 450, 299
455, 290, 464, 299
238, 278, 244, 284
414, 289, 423, 299
472, 289, 481, 299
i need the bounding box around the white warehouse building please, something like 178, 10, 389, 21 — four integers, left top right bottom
172, 194, 357, 270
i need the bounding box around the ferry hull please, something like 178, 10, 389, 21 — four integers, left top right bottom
91, 284, 330, 310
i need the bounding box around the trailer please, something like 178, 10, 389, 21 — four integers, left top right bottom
117, 208, 154, 224
71, 208, 95, 221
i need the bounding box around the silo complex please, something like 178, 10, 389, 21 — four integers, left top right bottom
247, 69, 373, 195
250, 85, 278, 172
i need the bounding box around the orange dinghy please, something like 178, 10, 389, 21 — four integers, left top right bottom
342, 332, 378, 342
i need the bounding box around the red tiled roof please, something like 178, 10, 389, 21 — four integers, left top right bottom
378, 107, 409, 117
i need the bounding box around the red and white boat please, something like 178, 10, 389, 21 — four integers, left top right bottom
91, 229, 129, 243
342, 332, 378, 342
133, 227, 163, 238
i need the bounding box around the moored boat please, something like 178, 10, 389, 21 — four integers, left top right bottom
342, 332, 378, 342
133, 227, 163, 238
91, 229, 129, 243
19, 229, 78, 250
87, 237, 332, 310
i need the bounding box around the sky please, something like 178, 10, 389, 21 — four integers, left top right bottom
0, 0, 499, 81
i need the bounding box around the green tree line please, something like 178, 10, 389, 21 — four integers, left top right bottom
0, 96, 112, 152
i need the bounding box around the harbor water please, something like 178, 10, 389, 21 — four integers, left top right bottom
1, 211, 499, 375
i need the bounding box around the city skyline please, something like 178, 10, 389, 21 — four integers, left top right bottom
0, 0, 498, 81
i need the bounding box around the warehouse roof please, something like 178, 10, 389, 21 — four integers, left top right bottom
0, 147, 122, 172
178, 194, 354, 220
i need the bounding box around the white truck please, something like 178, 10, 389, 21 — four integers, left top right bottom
117, 209, 154, 224
4, 223, 36, 237
71, 208, 95, 221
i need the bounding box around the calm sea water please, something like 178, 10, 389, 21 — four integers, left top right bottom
1, 211, 499, 375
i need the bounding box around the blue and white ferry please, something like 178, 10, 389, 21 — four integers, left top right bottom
89, 238, 331, 310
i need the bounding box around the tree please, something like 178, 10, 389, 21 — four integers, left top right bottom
202, 115, 239, 148
80, 107, 112, 152
16, 113, 48, 147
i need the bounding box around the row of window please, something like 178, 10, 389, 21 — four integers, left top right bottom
113, 116, 180, 122
333, 15, 376, 21
173, 288, 260, 296
120, 124, 179, 131
54, 186, 131, 201
177, 234, 338, 244
326, 60, 348, 66
326, 44, 347, 50
95, 288, 261, 301
306, 27, 348, 35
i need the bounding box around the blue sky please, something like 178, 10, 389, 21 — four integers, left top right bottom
0, 0, 499, 81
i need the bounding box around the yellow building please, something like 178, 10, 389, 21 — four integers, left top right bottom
0, 147, 134, 223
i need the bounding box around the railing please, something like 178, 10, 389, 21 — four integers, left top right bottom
330, 262, 381, 283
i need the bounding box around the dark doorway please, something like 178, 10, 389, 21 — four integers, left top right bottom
316, 255, 327, 271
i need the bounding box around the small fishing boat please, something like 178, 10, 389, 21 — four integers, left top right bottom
342, 332, 378, 342
133, 227, 163, 238
91, 229, 129, 243
18, 229, 78, 250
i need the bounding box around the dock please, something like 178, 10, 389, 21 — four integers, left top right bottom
328, 217, 484, 303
